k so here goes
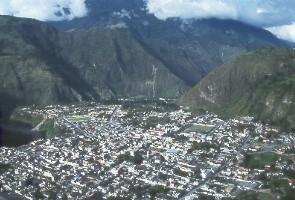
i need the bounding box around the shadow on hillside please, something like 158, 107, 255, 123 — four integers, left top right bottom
0, 93, 43, 147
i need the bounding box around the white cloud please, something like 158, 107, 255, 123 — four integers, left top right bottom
146, 0, 238, 21
1, 0, 295, 42
0, 0, 88, 21
267, 24, 295, 43
146, 0, 295, 27
146, 0, 295, 42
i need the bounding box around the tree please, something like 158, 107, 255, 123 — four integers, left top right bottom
34, 187, 45, 199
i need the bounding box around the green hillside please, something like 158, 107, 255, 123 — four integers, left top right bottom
179, 48, 295, 131
0, 14, 289, 119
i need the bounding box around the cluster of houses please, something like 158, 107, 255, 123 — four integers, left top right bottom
0, 100, 294, 199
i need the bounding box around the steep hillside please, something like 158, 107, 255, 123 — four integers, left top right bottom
179, 48, 295, 130
59, 25, 188, 99
1, 12, 288, 117
0, 16, 100, 118
0, 15, 188, 119
53, 0, 288, 86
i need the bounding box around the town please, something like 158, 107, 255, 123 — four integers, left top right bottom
0, 99, 294, 199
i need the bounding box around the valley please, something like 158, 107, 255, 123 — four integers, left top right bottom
0, 100, 294, 199
0, 1, 294, 199
0, 12, 288, 117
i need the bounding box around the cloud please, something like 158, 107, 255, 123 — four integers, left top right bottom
267, 24, 295, 43
1, 0, 295, 42
146, 0, 295, 27
146, 0, 238, 21
146, 0, 295, 42
0, 0, 88, 21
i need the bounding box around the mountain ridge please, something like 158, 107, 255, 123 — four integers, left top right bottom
178, 48, 295, 130
0, 12, 290, 119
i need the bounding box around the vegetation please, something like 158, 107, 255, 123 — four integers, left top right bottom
0, 11, 288, 116
188, 141, 219, 153
0, 163, 11, 174
158, 172, 168, 181
269, 178, 295, 199
179, 48, 295, 131
233, 191, 276, 200
173, 168, 189, 177
67, 115, 92, 122
117, 152, 144, 165
10, 112, 43, 129
10, 111, 64, 139
244, 152, 280, 169
143, 116, 171, 129
185, 124, 215, 134
284, 168, 295, 179
234, 178, 295, 200
149, 185, 169, 198
244, 151, 293, 169
39, 119, 63, 139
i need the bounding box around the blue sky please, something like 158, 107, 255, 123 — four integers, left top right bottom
0, 0, 295, 42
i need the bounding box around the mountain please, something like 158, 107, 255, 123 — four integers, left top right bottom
52, 0, 147, 29
178, 48, 295, 131
53, 0, 288, 86
0, 15, 187, 119
0, 16, 100, 118
0, 0, 290, 118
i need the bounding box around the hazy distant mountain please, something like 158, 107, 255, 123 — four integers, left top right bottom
179, 48, 295, 131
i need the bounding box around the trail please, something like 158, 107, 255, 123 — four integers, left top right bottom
32, 117, 47, 131
152, 65, 158, 98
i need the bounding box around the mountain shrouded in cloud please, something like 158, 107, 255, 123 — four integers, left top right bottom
146, 0, 295, 27
147, 0, 238, 21
146, 0, 295, 42
267, 23, 295, 43
0, 0, 295, 41
0, 12, 287, 118
0, 0, 88, 21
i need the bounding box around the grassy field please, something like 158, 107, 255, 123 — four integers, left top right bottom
244, 151, 293, 169
185, 124, 215, 134
10, 112, 44, 128
67, 115, 92, 122
39, 119, 63, 138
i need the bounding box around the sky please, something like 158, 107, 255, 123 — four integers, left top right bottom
0, 0, 294, 42
0, 0, 88, 21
